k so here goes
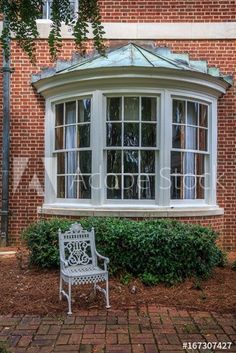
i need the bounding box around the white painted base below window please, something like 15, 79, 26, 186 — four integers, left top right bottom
38, 204, 224, 217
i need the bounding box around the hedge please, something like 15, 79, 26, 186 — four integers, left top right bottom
22, 217, 225, 285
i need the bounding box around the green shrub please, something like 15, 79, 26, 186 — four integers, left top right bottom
23, 217, 223, 284
22, 218, 73, 268
139, 272, 160, 286
120, 273, 133, 285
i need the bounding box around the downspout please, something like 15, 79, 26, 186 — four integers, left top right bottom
0, 17, 11, 246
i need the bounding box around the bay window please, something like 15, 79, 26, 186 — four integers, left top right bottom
31, 42, 230, 215
52, 91, 214, 208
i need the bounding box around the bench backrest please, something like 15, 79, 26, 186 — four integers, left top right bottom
58, 223, 97, 267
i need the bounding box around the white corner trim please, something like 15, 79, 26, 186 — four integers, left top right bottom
38, 205, 224, 218
0, 21, 236, 40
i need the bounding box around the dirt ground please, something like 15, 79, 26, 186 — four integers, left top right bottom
0, 255, 235, 316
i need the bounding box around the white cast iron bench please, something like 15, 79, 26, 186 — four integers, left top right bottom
59, 223, 111, 314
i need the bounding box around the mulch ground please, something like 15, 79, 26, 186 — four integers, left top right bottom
0, 256, 236, 316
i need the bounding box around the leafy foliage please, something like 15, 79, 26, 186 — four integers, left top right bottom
0, 0, 105, 62
73, 0, 105, 57
139, 272, 159, 286
22, 217, 225, 285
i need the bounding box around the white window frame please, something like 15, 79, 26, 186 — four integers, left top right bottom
44, 88, 217, 210
41, 0, 79, 20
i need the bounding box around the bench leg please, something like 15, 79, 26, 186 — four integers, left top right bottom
93, 282, 97, 294
68, 280, 72, 315
105, 278, 111, 309
59, 275, 62, 301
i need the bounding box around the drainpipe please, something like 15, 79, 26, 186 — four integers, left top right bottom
0, 17, 11, 247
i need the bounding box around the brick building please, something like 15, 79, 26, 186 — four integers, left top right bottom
0, 1, 236, 250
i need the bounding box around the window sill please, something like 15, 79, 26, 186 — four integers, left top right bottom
38, 204, 224, 218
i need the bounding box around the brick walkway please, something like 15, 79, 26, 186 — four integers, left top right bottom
0, 305, 235, 353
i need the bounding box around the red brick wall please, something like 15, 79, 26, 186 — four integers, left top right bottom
0, 4, 235, 250
98, 0, 236, 22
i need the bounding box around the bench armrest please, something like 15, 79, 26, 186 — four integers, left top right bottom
60, 257, 69, 268
95, 249, 109, 270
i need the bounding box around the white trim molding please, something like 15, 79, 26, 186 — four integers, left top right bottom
38, 204, 224, 217
29, 21, 236, 40
0, 21, 236, 40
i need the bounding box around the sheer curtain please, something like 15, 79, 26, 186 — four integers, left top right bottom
65, 103, 77, 198
184, 103, 197, 199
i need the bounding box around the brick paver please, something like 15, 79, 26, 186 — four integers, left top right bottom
0, 305, 235, 352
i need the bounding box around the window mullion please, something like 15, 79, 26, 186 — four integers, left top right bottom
158, 91, 171, 206
91, 91, 104, 205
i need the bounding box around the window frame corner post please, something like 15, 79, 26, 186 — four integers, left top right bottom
206, 98, 218, 205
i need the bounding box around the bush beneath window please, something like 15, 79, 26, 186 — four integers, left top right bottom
22, 217, 225, 285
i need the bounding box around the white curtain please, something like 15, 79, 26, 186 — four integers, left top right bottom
65, 104, 77, 198
184, 103, 197, 199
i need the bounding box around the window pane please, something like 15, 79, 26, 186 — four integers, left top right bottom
124, 123, 139, 146
107, 150, 121, 174
141, 97, 156, 121
57, 153, 65, 174
124, 150, 139, 173
66, 151, 77, 174
124, 175, 138, 199
196, 177, 205, 199
196, 154, 205, 175
78, 124, 90, 147
171, 175, 182, 199
172, 125, 185, 149
106, 123, 122, 146
199, 104, 208, 127
57, 176, 65, 198
173, 100, 185, 123
55, 127, 64, 150
107, 175, 121, 199
142, 123, 156, 147
65, 101, 76, 124
107, 97, 121, 121
124, 97, 139, 121
43, 0, 76, 19
199, 128, 207, 151
186, 126, 197, 150
66, 175, 77, 198
141, 151, 155, 173
78, 175, 91, 199
55, 104, 64, 126
184, 176, 196, 199
65, 125, 76, 149
184, 152, 195, 175
187, 102, 198, 126
78, 99, 91, 123
79, 151, 92, 174
171, 152, 182, 174
140, 175, 155, 199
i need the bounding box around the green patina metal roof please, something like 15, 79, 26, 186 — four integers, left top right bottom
32, 43, 233, 86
